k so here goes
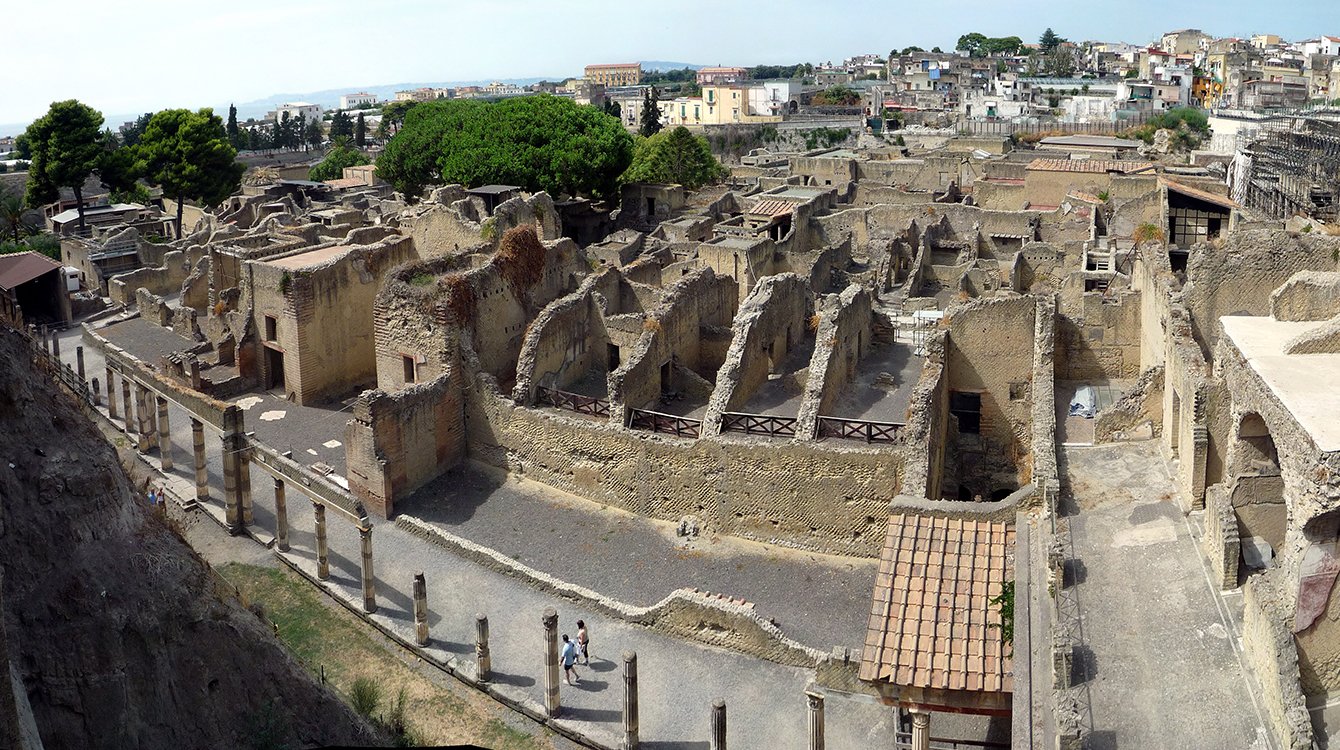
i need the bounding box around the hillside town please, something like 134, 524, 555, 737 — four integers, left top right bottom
2, 18, 1340, 750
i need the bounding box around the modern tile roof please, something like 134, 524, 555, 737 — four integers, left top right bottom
0, 251, 61, 291
747, 199, 795, 217
1160, 177, 1239, 210
859, 514, 1015, 694
1026, 158, 1155, 174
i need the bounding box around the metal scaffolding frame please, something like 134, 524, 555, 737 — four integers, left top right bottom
1234, 113, 1340, 222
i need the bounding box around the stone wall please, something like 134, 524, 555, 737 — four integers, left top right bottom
943, 295, 1044, 498
1184, 229, 1340, 356
1270, 271, 1340, 321
608, 268, 738, 415
701, 273, 812, 432
344, 372, 465, 517
108, 250, 193, 306
1203, 484, 1240, 590
1093, 364, 1164, 443
1055, 288, 1143, 380
794, 284, 874, 439
1242, 577, 1314, 750
249, 236, 418, 405
400, 189, 562, 258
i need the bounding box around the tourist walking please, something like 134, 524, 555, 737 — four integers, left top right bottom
561, 634, 580, 684
576, 619, 591, 665
147, 486, 158, 507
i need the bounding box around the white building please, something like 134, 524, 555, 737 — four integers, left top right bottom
750, 81, 796, 116
1299, 36, 1340, 57
340, 93, 377, 109
273, 102, 322, 123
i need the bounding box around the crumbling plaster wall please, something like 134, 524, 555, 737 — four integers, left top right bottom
512, 275, 612, 404
797, 284, 875, 433
400, 190, 561, 258
1270, 271, 1340, 322
1055, 289, 1143, 381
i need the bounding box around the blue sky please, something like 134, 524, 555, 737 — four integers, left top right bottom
2, 0, 1337, 132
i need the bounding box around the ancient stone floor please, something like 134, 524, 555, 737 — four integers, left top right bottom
825, 340, 924, 423
398, 462, 878, 651
1060, 441, 1274, 749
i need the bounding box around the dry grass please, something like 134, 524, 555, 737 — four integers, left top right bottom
497, 225, 547, 294
441, 273, 477, 324
219, 563, 554, 750
642, 318, 662, 333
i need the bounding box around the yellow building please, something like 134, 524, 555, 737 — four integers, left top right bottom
655, 86, 784, 128
584, 63, 642, 87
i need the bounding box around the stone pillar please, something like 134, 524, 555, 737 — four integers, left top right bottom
50, 331, 60, 362
120, 378, 133, 432
806, 691, 825, 750
191, 419, 209, 503
475, 613, 491, 683
156, 397, 172, 471
134, 386, 151, 452
143, 386, 157, 439
413, 573, 429, 645
711, 700, 726, 750
359, 526, 376, 613
622, 651, 639, 750
221, 406, 246, 533
910, 709, 930, 750
543, 607, 560, 718
105, 368, 117, 419
314, 503, 329, 580
91, 377, 101, 406
273, 477, 289, 552
75, 346, 85, 382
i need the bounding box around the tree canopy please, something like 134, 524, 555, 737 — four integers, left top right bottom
134, 108, 243, 238
639, 88, 663, 137
377, 96, 634, 201
956, 33, 1025, 57
1039, 28, 1067, 52
22, 100, 106, 230
622, 127, 726, 191
813, 85, 861, 106
309, 143, 370, 181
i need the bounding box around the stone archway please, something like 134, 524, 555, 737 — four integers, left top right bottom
1228, 412, 1286, 576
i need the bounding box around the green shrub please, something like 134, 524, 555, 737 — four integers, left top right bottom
349, 677, 381, 718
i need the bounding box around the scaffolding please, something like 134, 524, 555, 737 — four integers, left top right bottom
1233, 113, 1340, 222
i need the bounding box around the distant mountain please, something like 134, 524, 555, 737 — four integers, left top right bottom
224, 78, 556, 121
640, 61, 704, 71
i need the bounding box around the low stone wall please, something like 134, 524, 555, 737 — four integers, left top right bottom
1094, 365, 1164, 444
396, 516, 826, 668
1242, 576, 1314, 750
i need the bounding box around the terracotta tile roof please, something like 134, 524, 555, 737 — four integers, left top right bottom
747, 199, 795, 217
859, 514, 1015, 694
1026, 158, 1155, 174
0, 252, 61, 291
1160, 177, 1239, 210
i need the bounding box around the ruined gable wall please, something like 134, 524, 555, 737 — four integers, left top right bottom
109, 250, 192, 306
793, 284, 874, 440
703, 274, 812, 427
512, 290, 604, 403
899, 332, 950, 500
372, 255, 475, 392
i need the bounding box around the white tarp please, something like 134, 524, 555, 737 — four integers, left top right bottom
1069, 385, 1096, 419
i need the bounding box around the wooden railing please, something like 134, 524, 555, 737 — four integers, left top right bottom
536, 386, 610, 418
721, 411, 797, 438
817, 415, 904, 444
627, 408, 701, 439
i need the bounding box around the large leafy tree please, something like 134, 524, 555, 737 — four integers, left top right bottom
119, 112, 154, 147
329, 110, 354, 140
134, 108, 244, 238
22, 100, 106, 232
226, 104, 242, 150
0, 188, 27, 242
354, 112, 367, 148
1039, 28, 1066, 53
639, 87, 663, 137
378, 96, 634, 201
309, 143, 370, 181
622, 127, 726, 190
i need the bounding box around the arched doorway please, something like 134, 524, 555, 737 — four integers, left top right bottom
1229, 412, 1285, 578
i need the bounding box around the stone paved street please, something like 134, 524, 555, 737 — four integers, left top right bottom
1061, 441, 1274, 750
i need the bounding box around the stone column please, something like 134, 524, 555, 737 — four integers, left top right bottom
360, 526, 376, 613
156, 397, 172, 471
75, 346, 85, 382
143, 386, 157, 439
134, 386, 151, 452
50, 331, 60, 362
91, 377, 101, 406
910, 709, 930, 750
413, 573, 429, 645
105, 368, 117, 419
314, 503, 329, 580
273, 477, 289, 552
475, 613, 491, 683
622, 651, 639, 750
711, 700, 727, 750
543, 607, 560, 718
806, 691, 825, 750
120, 378, 133, 432
191, 419, 209, 503
220, 406, 246, 533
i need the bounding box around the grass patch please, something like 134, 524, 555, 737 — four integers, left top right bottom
409, 272, 436, 287
218, 563, 551, 750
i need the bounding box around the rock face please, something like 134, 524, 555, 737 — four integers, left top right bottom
0, 328, 371, 749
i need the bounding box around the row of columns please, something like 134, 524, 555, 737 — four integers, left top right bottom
270, 474, 378, 615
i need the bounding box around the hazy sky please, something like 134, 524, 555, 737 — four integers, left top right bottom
3, 0, 1337, 130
